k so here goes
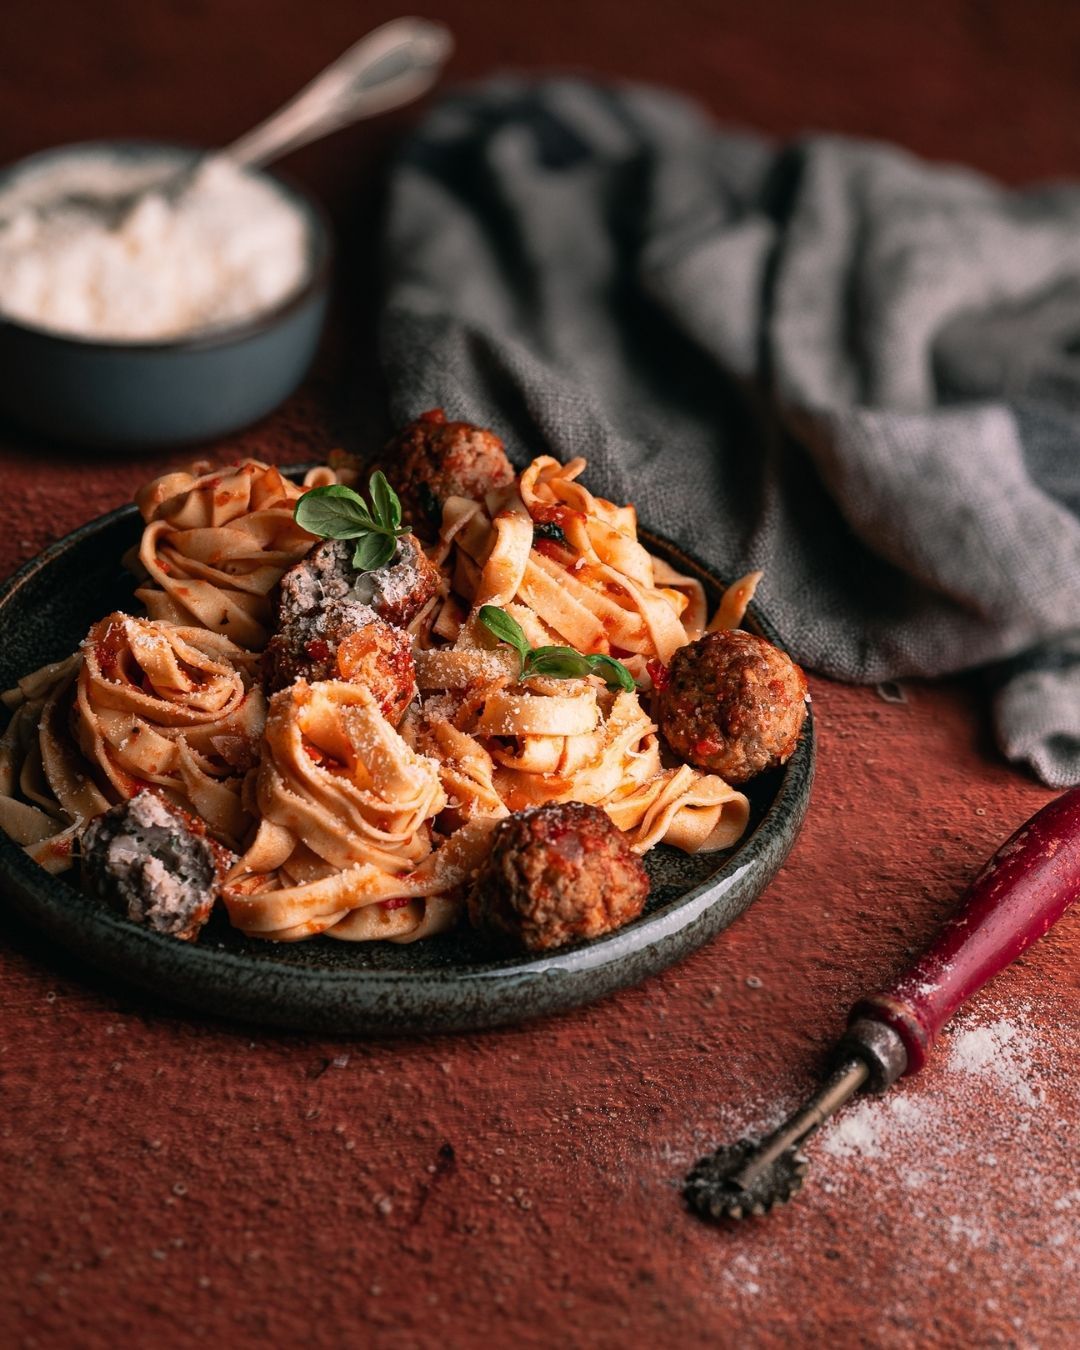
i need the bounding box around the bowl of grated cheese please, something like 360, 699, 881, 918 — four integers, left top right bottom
0, 140, 331, 448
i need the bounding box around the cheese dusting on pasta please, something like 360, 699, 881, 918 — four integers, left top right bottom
1, 444, 764, 945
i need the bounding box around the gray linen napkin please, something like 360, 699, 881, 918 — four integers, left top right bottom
379, 78, 1080, 786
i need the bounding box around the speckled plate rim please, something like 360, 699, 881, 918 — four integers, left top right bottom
0, 498, 814, 1036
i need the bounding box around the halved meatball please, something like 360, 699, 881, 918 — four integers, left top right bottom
381, 409, 515, 533
656, 629, 808, 784
264, 598, 358, 691
333, 620, 417, 724
277, 535, 439, 633
80, 791, 232, 942
263, 604, 416, 723
468, 801, 649, 952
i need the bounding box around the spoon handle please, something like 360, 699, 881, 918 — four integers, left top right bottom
223, 17, 453, 170
849, 785, 1080, 1073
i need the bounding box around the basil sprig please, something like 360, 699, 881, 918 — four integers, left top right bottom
533, 520, 567, 543
478, 606, 635, 692
293, 472, 410, 572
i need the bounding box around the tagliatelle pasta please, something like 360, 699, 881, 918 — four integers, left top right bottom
1, 428, 783, 950
202, 452, 752, 943
0, 614, 264, 868
76, 614, 265, 845
133, 458, 336, 650
411, 673, 748, 855
430, 458, 703, 677
394, 459, 752, 868
0, 654, 105, 871
222, 680, 469, 942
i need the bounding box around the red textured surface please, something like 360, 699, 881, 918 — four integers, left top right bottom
2, 4, 1080, 1347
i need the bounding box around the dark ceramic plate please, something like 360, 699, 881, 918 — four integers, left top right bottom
0, 492, 814, 1035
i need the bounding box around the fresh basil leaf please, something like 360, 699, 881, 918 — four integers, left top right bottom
523, 646, 593, 681
478, 609, 636, 691
586, 653, 636, 692
295, 485, 374, 539
369, 470, 402, 532
533, 520, 567, 543
478, 606, 530, 661
352, 531, 397, 573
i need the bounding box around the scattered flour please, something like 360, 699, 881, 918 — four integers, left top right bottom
686, 1000, 1080, 1347
946, 1017, 1042, 1107
820, 1090, 927, 1161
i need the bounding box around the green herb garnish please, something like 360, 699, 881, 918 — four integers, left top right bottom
478, 606, 635, 692
533, 520, 567, 543
293, 472, 410, 573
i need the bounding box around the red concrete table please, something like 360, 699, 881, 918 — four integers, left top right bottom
2, 4, 1078, 1347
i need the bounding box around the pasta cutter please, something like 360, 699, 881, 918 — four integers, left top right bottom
685, 785, 1080, 1221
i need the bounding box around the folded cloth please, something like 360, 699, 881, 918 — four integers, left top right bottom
379, 78, 1080, 786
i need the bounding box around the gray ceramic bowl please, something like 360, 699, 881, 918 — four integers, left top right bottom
0, 141, 330, 449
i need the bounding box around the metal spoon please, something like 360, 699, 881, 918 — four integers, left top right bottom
59, 16, 453, 223
221, 15, 453, 170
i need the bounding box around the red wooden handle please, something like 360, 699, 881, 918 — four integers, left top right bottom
850, 785, 1080, 1073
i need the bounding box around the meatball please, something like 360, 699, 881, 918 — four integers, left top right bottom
80, 791, 232, 942
468, 801, 649, 952
263, 605, 416, 722
332, 620, 417, 724
381, 409, 515, 533
263, 599, 355, 691
656, 629, 808, 784
277, 534, 439, 632
270, 533, 428, 720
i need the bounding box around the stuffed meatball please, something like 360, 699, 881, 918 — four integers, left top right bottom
263, 605, 416, 723
80, 791, 232, 942
277, 534, 439, 633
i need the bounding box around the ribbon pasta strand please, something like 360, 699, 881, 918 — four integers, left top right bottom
223, 680, 468, 942
0, 614, 264, 869
132, 458, 336, 649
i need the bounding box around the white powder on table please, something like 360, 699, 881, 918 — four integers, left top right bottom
946, 1017, 1042, 1107
680, 1000, 1079, 1347
0, 149, 310, 340
818, 1089, 928, 1161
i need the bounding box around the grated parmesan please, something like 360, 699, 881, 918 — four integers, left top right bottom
0, 150, 310, 341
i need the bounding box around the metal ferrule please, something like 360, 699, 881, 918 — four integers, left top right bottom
834, 1017, 909, 1093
